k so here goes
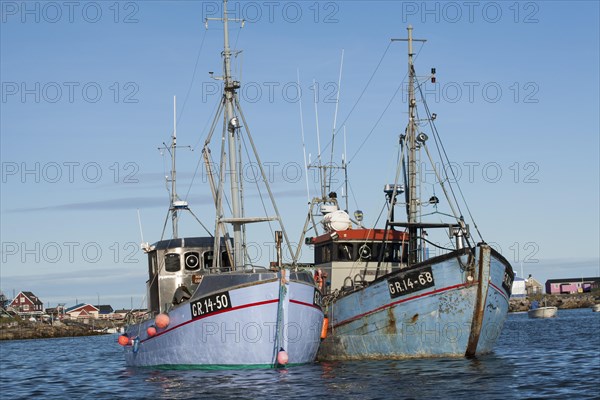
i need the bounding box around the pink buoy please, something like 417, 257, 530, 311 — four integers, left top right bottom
155, 313, 170, 329
118, 335, 130, 346
277, 349, 289, 365
147, 326, 157, 337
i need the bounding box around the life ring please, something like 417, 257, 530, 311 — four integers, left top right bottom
314, 269, 324, 290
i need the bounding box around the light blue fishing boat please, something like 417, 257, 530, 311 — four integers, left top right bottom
299, 26, 514, 360
120, 0, 323, 368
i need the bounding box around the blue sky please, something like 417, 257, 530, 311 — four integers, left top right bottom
1, 1, 598, 309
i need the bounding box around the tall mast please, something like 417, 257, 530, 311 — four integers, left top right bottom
171, 95, 179, 238
407, 25, 419, 265
391, 27, 427, 265
222, 0, 243, 266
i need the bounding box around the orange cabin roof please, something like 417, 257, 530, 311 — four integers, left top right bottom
311, 228, 409, 244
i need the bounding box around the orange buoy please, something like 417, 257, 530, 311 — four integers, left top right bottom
155, 313, 170, 329
147, 326, 157, 337
118, 335, 130, 346
320, 317, 329, 339
277, 349, 289, 365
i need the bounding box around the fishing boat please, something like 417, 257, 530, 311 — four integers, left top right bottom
527, 300, 557, 319
119, 1, 323, 368
298, 26, 514, 360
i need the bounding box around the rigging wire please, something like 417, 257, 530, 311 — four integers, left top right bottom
176, 28, 208, 129
416, 78, 484, 242
315, 41, 392, 160
240, 132, 276, 244
346, 42, 425, 166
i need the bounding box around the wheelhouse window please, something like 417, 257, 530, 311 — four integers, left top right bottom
148, 253, 157, 275
165, 253, 181, 272
203, 251, 214, 269
315, 244, 332, 264
337, 243, 354, 261
222, 251, 232, 268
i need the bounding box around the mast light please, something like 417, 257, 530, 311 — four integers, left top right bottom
354, 210, 364, 222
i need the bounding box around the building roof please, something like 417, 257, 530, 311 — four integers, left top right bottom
13, 291, 44, 306
21, 292, 44, 305
94, 305, 114, 314
545, 277, 600, 284
65, 303, 99, 313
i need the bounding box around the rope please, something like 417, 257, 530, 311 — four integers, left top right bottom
272, 270, 288, 366
416, 78, 484, 242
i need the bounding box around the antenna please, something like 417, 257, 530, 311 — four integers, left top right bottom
343, 125, 349, 211
137, 209, 145, 243
297, 69, 311, 204
313, 78, 323, 197
328, 49, 344, 191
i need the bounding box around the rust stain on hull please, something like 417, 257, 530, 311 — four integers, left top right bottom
385, 307, 397, 334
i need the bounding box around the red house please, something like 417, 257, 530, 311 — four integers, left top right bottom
8, 291, 44, 315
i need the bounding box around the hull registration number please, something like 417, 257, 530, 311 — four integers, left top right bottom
387, 266, 435, 299
190, 291, 232, 318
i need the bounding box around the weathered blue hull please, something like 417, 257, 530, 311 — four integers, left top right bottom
123, 275, 323, 368
318, 244, 513, 360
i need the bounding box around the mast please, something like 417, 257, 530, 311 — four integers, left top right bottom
390, 25, 422, 265
205, 1, 296, 267
222, 0, 243, 267
406, 26, 420, 265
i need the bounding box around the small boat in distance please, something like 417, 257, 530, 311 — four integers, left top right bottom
591, 304, 600, 312
119, 0, 323, 368
299, 26, 514, 360
528, 300, 558, 319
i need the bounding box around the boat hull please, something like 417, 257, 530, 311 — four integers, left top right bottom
318, 244, 512, 360
123, 273, 323, 368
593, 304, 600, 312
528, 306, 558, 319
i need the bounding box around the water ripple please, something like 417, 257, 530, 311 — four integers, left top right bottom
1, 308, 599, 399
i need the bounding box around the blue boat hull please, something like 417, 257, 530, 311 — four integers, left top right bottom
318, 244, 513, 360
123, 276, 323, 368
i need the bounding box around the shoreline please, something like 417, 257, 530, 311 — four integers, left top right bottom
509, 293, 597, 313
0, 320, 123, 341
2, 293, 597, 341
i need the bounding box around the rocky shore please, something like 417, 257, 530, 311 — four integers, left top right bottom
0, 320, 121, 341
509, 293, 597, 313
1, 294, 597, 340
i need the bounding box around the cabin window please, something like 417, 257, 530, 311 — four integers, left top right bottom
337, 243, 354, 261
184, 252, 200, 271
316, 244, 332, 263
222, 251, 232, 268
203, 251, 214, 269
148, 253, 157, 275
165, 253, 181, 272
384, 243, 404, 263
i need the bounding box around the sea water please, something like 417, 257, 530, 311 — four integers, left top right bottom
1, 308, 598, 399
